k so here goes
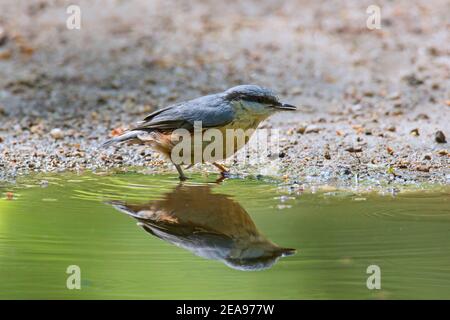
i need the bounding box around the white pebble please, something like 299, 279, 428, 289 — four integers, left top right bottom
50, 128, 64, 139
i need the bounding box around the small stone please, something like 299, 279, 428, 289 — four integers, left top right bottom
416, 165, 430, 173
423, 154, 432, 160
50, 128, 64, 140
387, 126, 396, 132
415, 113, 429, 120
386, 146, 394, 155
403, 74, 424, 86
437, 149, 448, 156
324, 150, 331, 160
435, 131, 446, 143
30, 123, 45, 134
397, 160, 409, 168
0, 26, 7, 46
410, 128, 420, 136
305, 125, 321, 134
290, 87, 302, 95
388, 92, 400, 100
296, 124, 307, 134
428, 47, 439, 56
343, 168, 352, 175
345, 146, 363, 153
0, 49, 11, 60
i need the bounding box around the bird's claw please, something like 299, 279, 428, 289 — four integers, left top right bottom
220, 170, 231, 178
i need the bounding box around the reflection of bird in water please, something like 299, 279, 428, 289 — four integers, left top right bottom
108, 185, 295, 271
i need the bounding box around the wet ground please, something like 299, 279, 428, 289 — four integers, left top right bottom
1, 173, 449, 299
0, 0, 449, 188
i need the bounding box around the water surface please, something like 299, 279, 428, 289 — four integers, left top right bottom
0, 173, 449, 299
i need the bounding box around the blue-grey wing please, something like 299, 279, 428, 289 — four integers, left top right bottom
134, 94, 235, 131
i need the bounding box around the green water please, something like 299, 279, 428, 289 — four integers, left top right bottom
0, 173, 449, 299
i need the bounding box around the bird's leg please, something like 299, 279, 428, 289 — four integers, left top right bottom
174, 164, 188, 181
213, 162, 230, 176
214, 175, 227, 184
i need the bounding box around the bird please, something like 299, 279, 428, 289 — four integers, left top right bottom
107, 184, 296, 271
101, 85, 296, 180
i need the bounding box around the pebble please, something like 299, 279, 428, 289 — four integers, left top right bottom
387, 147, 394, 155
50, 128, 65, 140
404, 74, 424, 86
0, 26, 7, 46
305, 125, 321, 134
410, 128, 420, 136
435, 131, 446, 143
345, 146, 363, 153
415, 113, 429, 120
387, 126, 396, 132
416, 165, 430, 173
296, 124, 307, 134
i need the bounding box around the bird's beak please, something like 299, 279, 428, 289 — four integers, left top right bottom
279, 248, 297, 257
272, 102, 297, 110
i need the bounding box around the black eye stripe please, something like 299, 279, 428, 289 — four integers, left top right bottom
242, 96, 277, 104
225, 91, 278, 105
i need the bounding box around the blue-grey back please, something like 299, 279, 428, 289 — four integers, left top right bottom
135, 93, 235, 131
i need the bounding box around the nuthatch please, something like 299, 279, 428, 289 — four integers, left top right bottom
108, 184, 296, 271
102, 85, 296, 180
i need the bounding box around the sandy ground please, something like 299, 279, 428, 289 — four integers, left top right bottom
0, 0, 449, 188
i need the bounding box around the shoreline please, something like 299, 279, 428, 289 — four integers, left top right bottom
2, 169, 449, 197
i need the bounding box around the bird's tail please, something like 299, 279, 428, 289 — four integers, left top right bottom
100, 130, 144, 148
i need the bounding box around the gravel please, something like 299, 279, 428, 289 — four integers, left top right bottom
0, 0, 449, 188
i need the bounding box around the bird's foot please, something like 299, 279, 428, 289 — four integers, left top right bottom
212, 162, 230, 174
215, 175, 227, 183
174, 164, 189, 181
214, 172, 229, 182
220, 170, 231, 178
